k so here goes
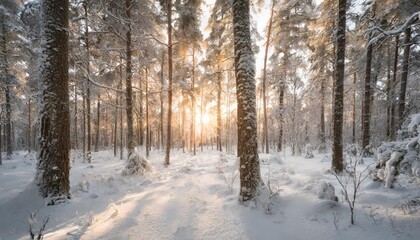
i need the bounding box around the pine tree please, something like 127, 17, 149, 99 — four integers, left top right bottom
331, 0, 346, 172
362, 2, 376, 151
233, 0, 261, 202
0, 0, 22, 159
164, 0, 173, 166
398, 27, 411, 127
36, 0, 71, 204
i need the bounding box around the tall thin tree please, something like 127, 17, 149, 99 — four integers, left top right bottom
124, 0, 135, 160
83, 0, 92, 163
261, 1, 274, 154
398, 27, 411, 127
331, 0, 347, 172
164, 0, 173, 166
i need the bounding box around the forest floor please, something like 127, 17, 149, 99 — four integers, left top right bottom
0, 148, 419, 240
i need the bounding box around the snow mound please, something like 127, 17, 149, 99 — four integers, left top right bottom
122, 153, 154, 176
374, 114, 420, 188
305, 145, 314, 159
316, 181, 338, 201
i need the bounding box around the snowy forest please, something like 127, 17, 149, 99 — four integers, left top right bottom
0, 0, 420, 239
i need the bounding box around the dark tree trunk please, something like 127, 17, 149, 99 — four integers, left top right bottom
362, 40, 373, 150
277, 83, 284, 152
262, 2, 274, 154
319, 73, 327, 152
390, 35, 399, 140
0, 118, 2, 165
28, 99, 32, 153
233, 0, 261, 202
146, 67, 150, 158
217, 67, 222, 152
160, 51, 165, 150
74, 85, 78, 150
84, 1, 92, 163
352, 72, 357, 143
82, 93, 86, 160
200, 81, 204, 152
191, 48, 196, 155
332, 0, 347, 173
94, 94, 100, 152
164, 0, 173, 166
114, 66, 122, 158
119, 63, 124, 160
386, 43, 391, 140
37, 0, 70, 204
124, 0, 135, 160
1, 18, 12, 158
139, 74, 144, 147
399, 27, 411, 127
120, 90, 123, 160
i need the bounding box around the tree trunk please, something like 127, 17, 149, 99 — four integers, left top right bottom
233, 0, 261, 202
262, 1, 274, 154
36, 0, 70, 204
146, 67, 150, 158
28, 99, 32, 153
399, 27, 411, 127
277, 83, 284, 152
119, 63, 123, 160
390, 35, 399, 140
362, 40, 373, 150
319, 71, 327, 152
352, 72, 357, 143
124, 0, 135, 160
139, 73, 144, 147
114, 65, 122, 158
200, 81, 204, 152
120, 91, 123, 160
94, 94, 100, 152
84, 1, 92, 163
82, 93, 86, 160
331, 0, 347, 173
182, 93, 186, 153
1, 18, 12, 158
0, 117, 2, 165
74, 85, 78, 150
191, 48, 196, 155
160, 51, 165, 150
165, 0, 173, 166
386, 43, 391, 140
104, 106, 108, 148
217, 66, 222, 152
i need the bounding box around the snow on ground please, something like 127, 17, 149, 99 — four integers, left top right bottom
0, 149, 419, 240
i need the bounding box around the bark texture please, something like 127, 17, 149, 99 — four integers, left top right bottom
37, 0, 71, 204
164, 0, 173, 166
362, 41, 373, 150
399, 27, 411, 127
331, 0, 346, 172
125, 0, 134, 160
233, 0, 261, 202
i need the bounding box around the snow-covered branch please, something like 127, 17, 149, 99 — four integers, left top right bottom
369, 11, 420, 46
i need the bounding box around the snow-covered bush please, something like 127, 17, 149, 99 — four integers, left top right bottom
374, 114, 420, 187
305, 144, 314, 159
122, 153, 154, 176
345, 144, 358, 157
217, 154, 239, 192
28, 210, 49, 240
332, 153, 372, 225
317, 181, 338, 201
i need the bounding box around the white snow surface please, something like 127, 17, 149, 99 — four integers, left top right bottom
1, 149, 419, 240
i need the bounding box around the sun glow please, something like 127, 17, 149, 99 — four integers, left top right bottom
202, 113, 210, 124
